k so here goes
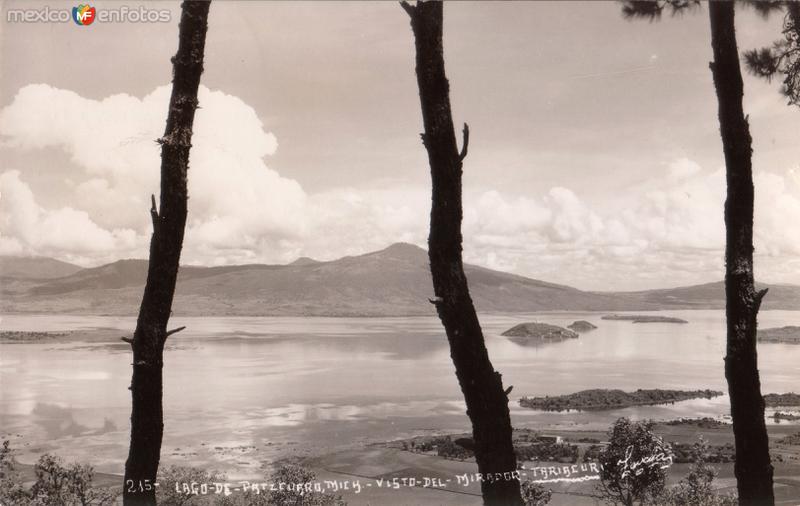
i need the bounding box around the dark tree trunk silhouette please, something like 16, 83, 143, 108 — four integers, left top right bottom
708, 3, 774, 505
122, 2, 210, 505
400, 2, 523, 505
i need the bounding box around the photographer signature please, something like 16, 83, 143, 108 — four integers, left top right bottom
617, 445, 673, 479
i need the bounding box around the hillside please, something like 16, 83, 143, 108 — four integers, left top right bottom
610, 281, 800, 311
2, 243, 800, 316
1, 243, 652, 316
0, 256, 83, 280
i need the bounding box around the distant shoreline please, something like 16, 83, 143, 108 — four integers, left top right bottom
1, 308, 796, 321
519, 389, 724, 412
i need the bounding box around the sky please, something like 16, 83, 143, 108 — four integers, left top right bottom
1, 0, 800, 291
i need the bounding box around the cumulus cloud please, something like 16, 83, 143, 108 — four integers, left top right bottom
0, 170, 140, 262
625, 167, 725, 251
2, 83, 800, 290
460, 162, 800, 290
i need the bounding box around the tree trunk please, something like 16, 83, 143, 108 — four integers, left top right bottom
400, 2, 523, 505
122, 2, 210, 505
708, 3, 774, 505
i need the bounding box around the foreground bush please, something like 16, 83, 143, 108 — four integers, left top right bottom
655, 438, 737, 506
596, 418, 672, 506
0, 440, 29, 506
0, 442, 118, 506
520, 480, 551, 505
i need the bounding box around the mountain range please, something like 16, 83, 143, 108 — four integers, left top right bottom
2, 243, 799, 316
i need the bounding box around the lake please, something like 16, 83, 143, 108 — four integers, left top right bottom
1, 310, 798, 478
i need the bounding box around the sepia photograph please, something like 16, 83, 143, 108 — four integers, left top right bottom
1, 1, 800, 505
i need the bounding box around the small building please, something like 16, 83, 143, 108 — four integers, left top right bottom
538, 435, 563, 444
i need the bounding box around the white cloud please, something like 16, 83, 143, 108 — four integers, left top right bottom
546, 187, 604, 243
667, 157, 702, 180
0, 170, 140, 262
625, 168, 726, 251
0, 84, 308, 264
2, 83, 800, 290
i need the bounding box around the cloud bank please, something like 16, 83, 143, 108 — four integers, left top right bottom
1, 84, 799, 290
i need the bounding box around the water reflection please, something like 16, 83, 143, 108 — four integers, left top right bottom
1, 310, 798, 472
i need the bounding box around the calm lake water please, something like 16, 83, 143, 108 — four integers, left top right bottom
1, 310, 798, 476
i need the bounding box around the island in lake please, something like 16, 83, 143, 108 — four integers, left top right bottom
567, 320, 597, 332
758, 326, 800, 344
601, 314, 688, 324
518, 388, 723, 411
662, 417, 727, 429
0, 330, 70, 342
501, 322, 578, 345
764, 392, 800, 407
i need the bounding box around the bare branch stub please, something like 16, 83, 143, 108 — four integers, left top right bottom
459, 123, 470, 161
164, 326, 187, 339
755, 288, 769, 311
399, 0, 415, 18
149, 193, 159, 228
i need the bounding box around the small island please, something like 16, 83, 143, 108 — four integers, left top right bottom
0, 329, 120, 344
758, 326, 800, 344
567, 320, 597, 332
601, 314, 688, 324
661, 417, 727, 429
501, 322, 578, 345
0, 330, 70, 342
773, 412, 800, 422
389, 429, 580, 464
764, 393, 800, 407
518, 388, 723, 412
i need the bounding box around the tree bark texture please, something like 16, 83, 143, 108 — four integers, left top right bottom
708, 2, 774, 505
123, 2, 210, 505
401, 2, 523, 505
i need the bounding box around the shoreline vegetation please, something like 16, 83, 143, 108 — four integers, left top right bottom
662, 417, 728, 429
0, 329, 121, 344
0, 331, 70, 342
764, 393, 800, 407
601, 314, 689, 324
518, 389, 724, 412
